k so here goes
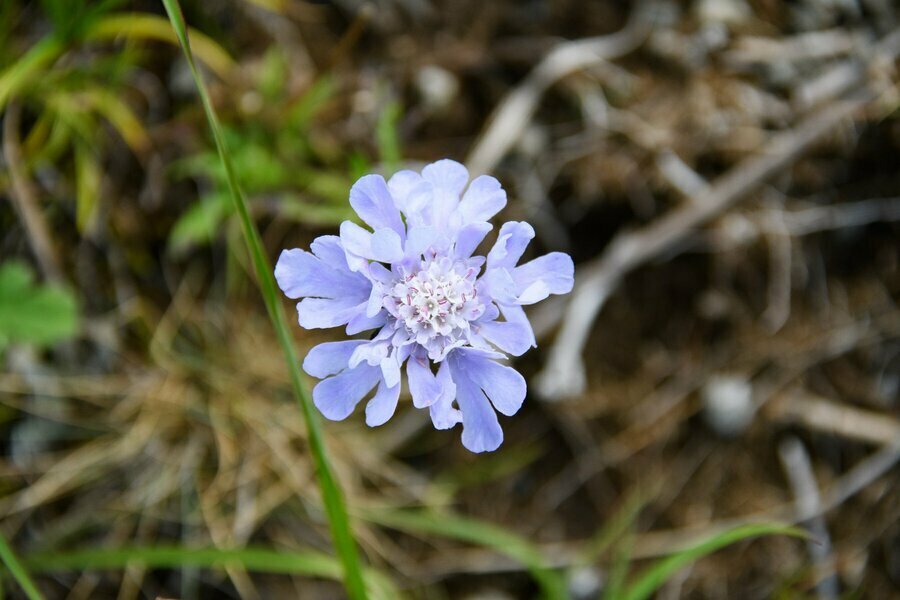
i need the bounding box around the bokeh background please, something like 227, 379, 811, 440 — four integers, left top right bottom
1, 0, 899, 598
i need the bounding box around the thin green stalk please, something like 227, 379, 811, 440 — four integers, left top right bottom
159, 1, 369, 598
22, 546, 399, 599
619, 523, 807, 600
0, 530, 44, 600
26, 547, 340, 577
363, 507, 567, 600
0, 36, 65, 111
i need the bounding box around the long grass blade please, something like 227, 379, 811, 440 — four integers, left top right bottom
602, 532, 633, 600
619, 523, 807, 600
580, 487, 650, 567
158, 1, 369, 598
85, 14, 236, 79
364, 507, 567, 600
0, 37, 64, 111
0, 530, 44, 600
23, 546, 399, 599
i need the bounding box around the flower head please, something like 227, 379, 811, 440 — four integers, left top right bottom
275, 159, 573, 452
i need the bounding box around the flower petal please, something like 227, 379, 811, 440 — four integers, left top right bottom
339, 221, 374, 272
422, 159, 469, 195
310, 235, 351, 270
449, 352, 503, 453
346, 309, 386, 335
380, 351, 402, 388
400, 182, 434, 227
454, 222, 492, 259
275, 248, 369, 300
512, 252, 574, 304
365, 282, 385, 317
457, 348, 526, 417
303, 340, 366, 379
365, 379, 400, 426
458, 175, 507, 223
432, 187, 461, 231
349, 174, 405, 237
340, 222, 403, 265
407, 351, 441, 408
387, 170, 424, 213
479, 268, 518, 305
370, 228, 404, 263
350, 339, 389, 369
297, 296, 367, 329
365, 262, 394, 284
487, 221, 534, 270
429, 361, 461, 429
405, 226, 438, 258
478, 303, 535, 356
313, 363, 381, 421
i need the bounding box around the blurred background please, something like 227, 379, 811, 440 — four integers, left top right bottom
1, 0, 899, 598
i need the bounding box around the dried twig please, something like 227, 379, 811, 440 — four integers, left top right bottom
414, 439, 900, 579
2, 100, 64, 282
535, 28, 900, 400
465, 0, 657, 176
779, 437, 838, 600
766, 389, 900, 447
536, 91, 875, 399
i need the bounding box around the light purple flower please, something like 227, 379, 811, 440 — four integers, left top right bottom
275, 159, 573, 452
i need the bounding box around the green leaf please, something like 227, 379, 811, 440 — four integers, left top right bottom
348, 151, 372, 181
362, 508, 567, 600
233, 141, 290, 190
287, 76, 336, 130
278, 194, 355, 226
375, 100, 402, 174
258, 46, 288, 101
0, 262, 79, 351
168, 193, 231, 256
619, 523, 808, 600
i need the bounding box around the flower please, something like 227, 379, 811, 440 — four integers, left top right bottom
275, 159, 573, 452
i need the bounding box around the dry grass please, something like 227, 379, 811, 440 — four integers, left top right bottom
2, 0, 899, 598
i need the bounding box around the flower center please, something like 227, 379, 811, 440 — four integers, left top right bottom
387, 257, 483, 344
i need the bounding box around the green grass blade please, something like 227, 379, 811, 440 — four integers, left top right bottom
619, 523, 807, 600
27, 547, 339, 577
158, 2, 369, 599
84, 14, 236, 79
363, 508, 567, 600
0, 36, 65, 112
22, 546, 398, 599
602, 532, 633, 600
580, 488, 649, 567
0, 530, 44, 600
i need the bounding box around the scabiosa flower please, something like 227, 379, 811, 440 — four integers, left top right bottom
275, 159, 573, 452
